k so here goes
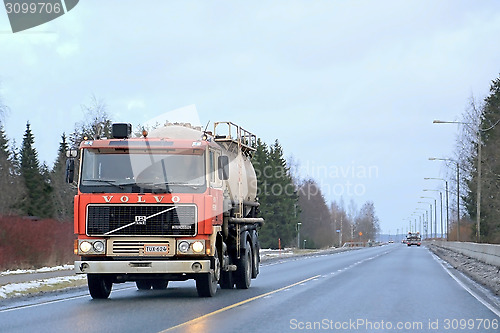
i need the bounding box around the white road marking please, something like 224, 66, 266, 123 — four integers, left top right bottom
430, 251, 500, 318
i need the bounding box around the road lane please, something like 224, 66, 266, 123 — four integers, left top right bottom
164, 245, 500, 333
0, 245, 498, 333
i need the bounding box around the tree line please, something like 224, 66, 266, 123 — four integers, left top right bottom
453, 74, 500, 243
0, 93, 381, 248
253, 139, 380, 249
0, 95, 110, 220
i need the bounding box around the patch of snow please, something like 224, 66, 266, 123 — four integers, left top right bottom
0, 264, 74, 276
0, 274, 85, 298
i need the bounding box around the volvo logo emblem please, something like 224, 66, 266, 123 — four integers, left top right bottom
135, 216, 147, 225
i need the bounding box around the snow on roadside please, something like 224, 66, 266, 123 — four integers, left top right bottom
0, 274, 86, 298
260, 248, 295, 260
0, 264, 74, 276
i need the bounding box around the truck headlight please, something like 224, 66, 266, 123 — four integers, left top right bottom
80, 241, 92, 253
93, 241, 105, 253
192, 241, 204, 253
178, 241, 190, 253
176, 240, 206, 254
78, 239, 106, 255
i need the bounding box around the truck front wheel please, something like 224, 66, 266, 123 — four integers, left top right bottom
196, 248, 220, 297
88, 274, 112, 299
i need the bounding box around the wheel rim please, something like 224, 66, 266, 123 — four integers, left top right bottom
213, 249, 220, 288
245, 247, 252, 282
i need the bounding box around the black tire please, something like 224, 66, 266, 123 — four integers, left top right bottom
136, 280, 152, 290
235, 240, 252, 289
151, 279, 169, 290
196, 248, 220, 297
88, 274, 112, 299
251, 231, 260, 279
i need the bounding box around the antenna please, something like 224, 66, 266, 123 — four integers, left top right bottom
201, 120, 211, 141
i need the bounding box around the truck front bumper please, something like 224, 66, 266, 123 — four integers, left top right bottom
74, 259, 211, 274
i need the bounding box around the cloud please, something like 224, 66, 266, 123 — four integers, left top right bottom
56, 41, 79, 58
127, 99, 146, 111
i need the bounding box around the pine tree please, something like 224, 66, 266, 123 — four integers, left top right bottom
253, 139, 299, 248
20, 122, 54, 218
0, 123, 20, 214
51, 133, 76, 221
466, 75, 500, 243
479, 77, 500, 242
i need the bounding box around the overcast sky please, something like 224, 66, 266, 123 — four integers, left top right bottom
1, 0, 500, 237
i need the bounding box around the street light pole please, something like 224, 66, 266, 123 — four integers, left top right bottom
477, 138, 481, 242
440, 192, 443, 239
418, 201, 432, 239
297, 222, 302, 249
429, 158, 460, 241
457, 161, 460, 241
425, 178, 449, 240
424, 189, 442, 238
421, 196, 437, 238
415, 208, 426, 234
434, 120, 488, 242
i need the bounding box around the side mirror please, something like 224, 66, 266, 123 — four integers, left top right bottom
218, 156, 229, 180
66, 149, 78, 158
66, 159, 75, 183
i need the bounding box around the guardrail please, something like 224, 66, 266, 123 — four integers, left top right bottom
431, 241, 500, 267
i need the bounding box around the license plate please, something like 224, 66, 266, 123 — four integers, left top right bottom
144, 244, 169, 254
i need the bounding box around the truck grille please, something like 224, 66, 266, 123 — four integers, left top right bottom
110, 239, 173, 256
87, 204, 197, 236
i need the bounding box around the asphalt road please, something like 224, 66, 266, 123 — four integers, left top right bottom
1, 244, 499, 333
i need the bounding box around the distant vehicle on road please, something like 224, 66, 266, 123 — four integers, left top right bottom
406, 232, 421, 246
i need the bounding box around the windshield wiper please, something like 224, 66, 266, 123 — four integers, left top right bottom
83, 179, 124, 189
129, 182, 172, 193
164, 182, 200, 190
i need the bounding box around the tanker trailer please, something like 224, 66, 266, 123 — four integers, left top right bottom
70, 121, 264, 299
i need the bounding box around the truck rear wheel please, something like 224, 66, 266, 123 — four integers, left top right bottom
235, 240, 252, 289
196, 248, 220, 297
151, 279, 169, 290
136, 280, 152, 290
88, 274, 112, 299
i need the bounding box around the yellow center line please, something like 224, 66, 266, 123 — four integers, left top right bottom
159, 274, 321, 332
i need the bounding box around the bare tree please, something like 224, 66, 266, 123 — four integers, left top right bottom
354, 201, 380, 242
70, 95, 112, 148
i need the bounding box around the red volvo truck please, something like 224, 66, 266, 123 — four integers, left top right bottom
67, 122, 263, 299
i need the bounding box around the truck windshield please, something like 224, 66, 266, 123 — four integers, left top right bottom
80, 148, 206, 193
